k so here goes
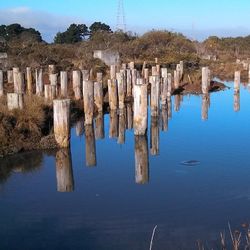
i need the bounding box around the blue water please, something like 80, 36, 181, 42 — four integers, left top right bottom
1, 81, 250, 249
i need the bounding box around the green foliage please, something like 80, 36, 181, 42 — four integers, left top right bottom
54, 23, 88, 44
89, 22, 112, 35
0, 23, 42, 42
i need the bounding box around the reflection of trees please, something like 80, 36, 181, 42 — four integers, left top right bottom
0, 151, 43, 184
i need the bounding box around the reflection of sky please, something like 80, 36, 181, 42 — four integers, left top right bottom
1, 81, 250, 249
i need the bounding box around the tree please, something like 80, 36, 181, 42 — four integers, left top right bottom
54, 23, 88, 44
0, 23, 42, 42
89, 22, 112, 35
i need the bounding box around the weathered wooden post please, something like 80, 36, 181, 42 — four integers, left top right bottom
95, 112, 104, 139
48, 64, 56, 74
53, 99, 71, 148
108, 79, 118, 110
7, 93, 24, 110
117, 72, 125, 109
129, 61, 135, 70
167, 96, 172, 119
82, 70, 90, 101
180, 61, 184, 79
161, 68, 168, 105
83, 80, 94, 125
51, 85, 57, 100
7, 70, 13, 84
60, 71, 68, 98
44, 85, 51, 100
134, 79, 148, 135
55, 148, 74, 192
13, 67, 19, 93
16, 72, 25, 94
118, 109, 126, 144
0, 70, 3, 96
122, 63, 127, 70
152, 66, 158, 76
85, 124, 96, 167
174, 70, 179, 89
35, 68, 43, 96
144, 68, 149, 83
202, 67, 210, 94
94, 81, 103, 113
201, 94, 209, 120
150, 75, 160, 117
234, 92, 240, 112
110, 65, 116, 80
131, 69, 137, 89
26, 67, 33, 94
72, 70, 81, 100
134, 135, 149, 184
109, 110, 118, 138
167, 73, 172, 97
234, 71, 241, 92
150, 117, 159, 156
126, 69, 132, 97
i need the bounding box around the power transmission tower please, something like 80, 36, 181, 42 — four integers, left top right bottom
116, 0, 126, 32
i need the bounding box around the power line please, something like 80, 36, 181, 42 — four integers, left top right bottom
116, 0, 126, 32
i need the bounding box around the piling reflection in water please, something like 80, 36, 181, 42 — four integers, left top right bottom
109, 110, 118, 138
75, 118, 84, 136
85, 124, 96, 167
118, 109, 126, 144
134, 135, 149, 184
95, 112, 104, 140
174, 94, 182, 112
161, 105, 168, 131
126, 104, 133, 130
150, 117, 159, 156
55, 148, 74, 192
234, 91, 240, 112
201, 94, 210, 121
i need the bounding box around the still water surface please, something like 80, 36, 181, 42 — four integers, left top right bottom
1, 81, 250, 250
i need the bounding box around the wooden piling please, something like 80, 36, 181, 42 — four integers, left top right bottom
134, 79, 148, 135
60, 71, 68, 97
234, 71, 241, 92
108, 79, 118, 110
85, 124, 96, 167
7, 70, 13, 84
7, 93, 24, 110
0, 70, 3, 96
152, 66, 158, 76
150, 75, 160, 117
167, 73, 172, 97
180, 61, 184, 79
53, 99, 71, 148
117, 72, 125, 109
55, 148, 74, 192
110, 65, 116, 80
44, 85, 51, 100
16, 72, 25, 94
72, 70, 81, 100
202, 67, 210, 94
48, 64, 56, 74
35, 68, 43, 96
13, 67, 19, 93
126, 69, 132, 97
94, 81, 103, 112
75, 118, 84, 137
83, 80, 94, 125
26, 67, 33, 94
134, 135, 149, 184
174, 70, 179, 89
129, 62, 135, 70
144, 68, 149, 83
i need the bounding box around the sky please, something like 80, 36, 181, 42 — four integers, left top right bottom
0, 0, 250, 42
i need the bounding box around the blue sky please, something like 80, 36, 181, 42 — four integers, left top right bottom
0, 0, 250, 41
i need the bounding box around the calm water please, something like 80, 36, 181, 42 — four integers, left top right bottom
1, 81, 250, 250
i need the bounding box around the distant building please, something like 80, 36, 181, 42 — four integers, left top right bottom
93, 50, 120, 66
